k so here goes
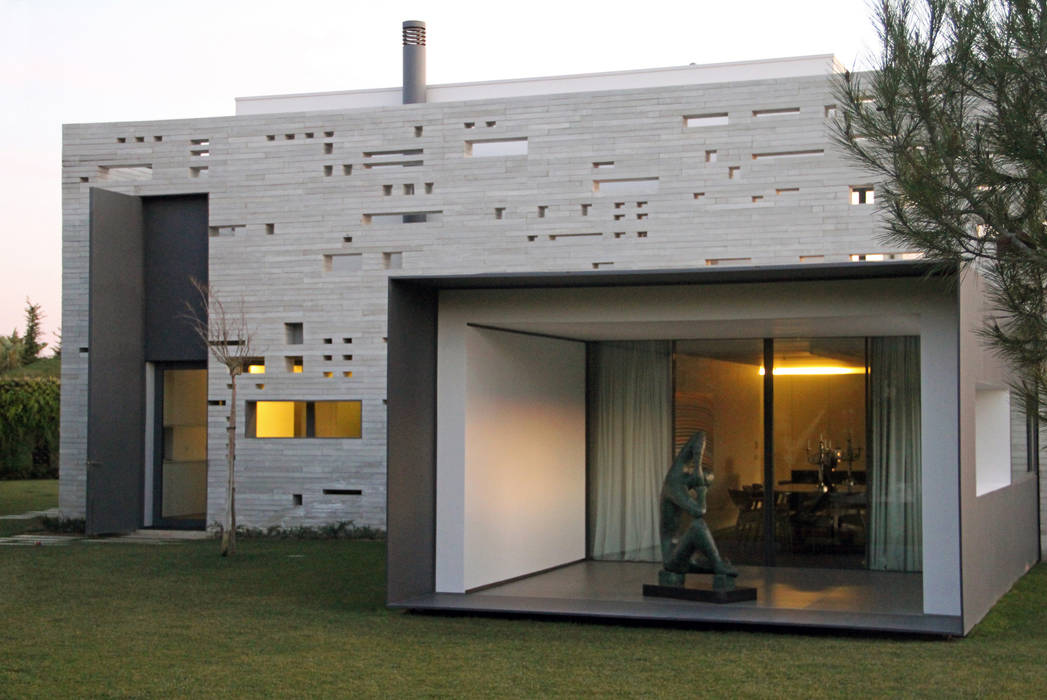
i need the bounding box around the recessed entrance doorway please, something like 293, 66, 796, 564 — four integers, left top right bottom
151, 365, 207, 529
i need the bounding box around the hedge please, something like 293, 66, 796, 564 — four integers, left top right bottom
0, 377, 59, 479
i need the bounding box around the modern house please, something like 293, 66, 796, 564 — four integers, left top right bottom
62, 22, 1043, 635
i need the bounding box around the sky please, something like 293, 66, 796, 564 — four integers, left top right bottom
0, 0, 883, 350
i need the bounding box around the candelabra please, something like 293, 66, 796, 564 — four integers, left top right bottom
806, 437, 862, 490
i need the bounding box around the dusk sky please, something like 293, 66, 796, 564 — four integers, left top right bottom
0, 0, 881, 348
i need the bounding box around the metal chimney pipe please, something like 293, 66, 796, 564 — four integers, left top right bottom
402, 20, 426, 104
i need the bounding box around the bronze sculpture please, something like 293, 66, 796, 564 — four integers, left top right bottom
658, 430, 738, 588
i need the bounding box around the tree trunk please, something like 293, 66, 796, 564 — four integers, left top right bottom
221, 372, 238, 556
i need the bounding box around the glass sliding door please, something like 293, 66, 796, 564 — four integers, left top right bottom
673, 340, 765, 566
772, 338, 868, 568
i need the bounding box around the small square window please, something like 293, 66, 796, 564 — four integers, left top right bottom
850, 186, 875, 205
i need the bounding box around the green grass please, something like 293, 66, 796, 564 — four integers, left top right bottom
0, 479, 57, 535
0, 479, 58, 517
0, 539, 1044, 698
0, 356, 60, 378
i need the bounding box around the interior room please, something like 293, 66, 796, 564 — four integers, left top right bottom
587, 336, 920, 575
436, 329, 929, 626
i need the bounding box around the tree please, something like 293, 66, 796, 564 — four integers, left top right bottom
21, 299, 46, 365
186, 280, 258, 556
0, 331, 23, 372
832, 0, 1047, 407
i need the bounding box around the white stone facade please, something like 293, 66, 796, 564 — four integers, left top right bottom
62, 62, 914, 530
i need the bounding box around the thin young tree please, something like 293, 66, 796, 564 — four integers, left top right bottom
186, 279, 257, 556
832, 0, 1047, 410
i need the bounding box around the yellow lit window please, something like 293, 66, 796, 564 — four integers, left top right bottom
314, 401, 362, 438
242, 357, 266, 374
247, 400, 362, 438
252, 401, 307, 438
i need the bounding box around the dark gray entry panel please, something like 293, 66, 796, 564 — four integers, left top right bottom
87, 189, 146, 535
143, 195, 208, 363
386, 280, 438, 603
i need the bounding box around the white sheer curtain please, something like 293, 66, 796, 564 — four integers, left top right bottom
588, 341, 671, 560
868, 336, 922, 572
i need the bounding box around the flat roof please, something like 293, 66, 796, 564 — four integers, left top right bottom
236, 54, 845, 115
388, 260, 948, 291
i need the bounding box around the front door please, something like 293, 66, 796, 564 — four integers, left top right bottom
153, 365, 207, 529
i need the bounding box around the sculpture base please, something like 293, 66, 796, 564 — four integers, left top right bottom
642, 583, 757, 604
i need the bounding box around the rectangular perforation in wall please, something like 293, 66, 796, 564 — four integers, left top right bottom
752, 107, 800, 117
363, 149, 424, 169
684, 113, 729, 127
284, 323, 303, 345
706, 257, 752, 266
752, 150, 824, 160
548, 232, 602, 241
383, 252, 403, 269
97, 165, 153, 181
593, 178, 659, 195
324, 253, 363, 272
465, 138, 528, 157
362, 211, 442, 224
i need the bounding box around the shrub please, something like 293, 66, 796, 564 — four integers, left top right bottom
0, 377, 59, 479
41, 516, 85, 534
221, 520, 386, 541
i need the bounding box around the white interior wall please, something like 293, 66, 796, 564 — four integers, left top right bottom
462, 328, 586, 591
435, 277, 962, 614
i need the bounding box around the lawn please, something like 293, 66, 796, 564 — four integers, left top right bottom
1, 538, 1044, 698
0, 479, 58, 517
0, 479, 58, 537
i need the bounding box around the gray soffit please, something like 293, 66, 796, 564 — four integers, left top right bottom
388, 260, 952, 291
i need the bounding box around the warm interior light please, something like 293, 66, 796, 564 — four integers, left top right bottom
758, 366, 866, 376
247, 364, 265, 374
